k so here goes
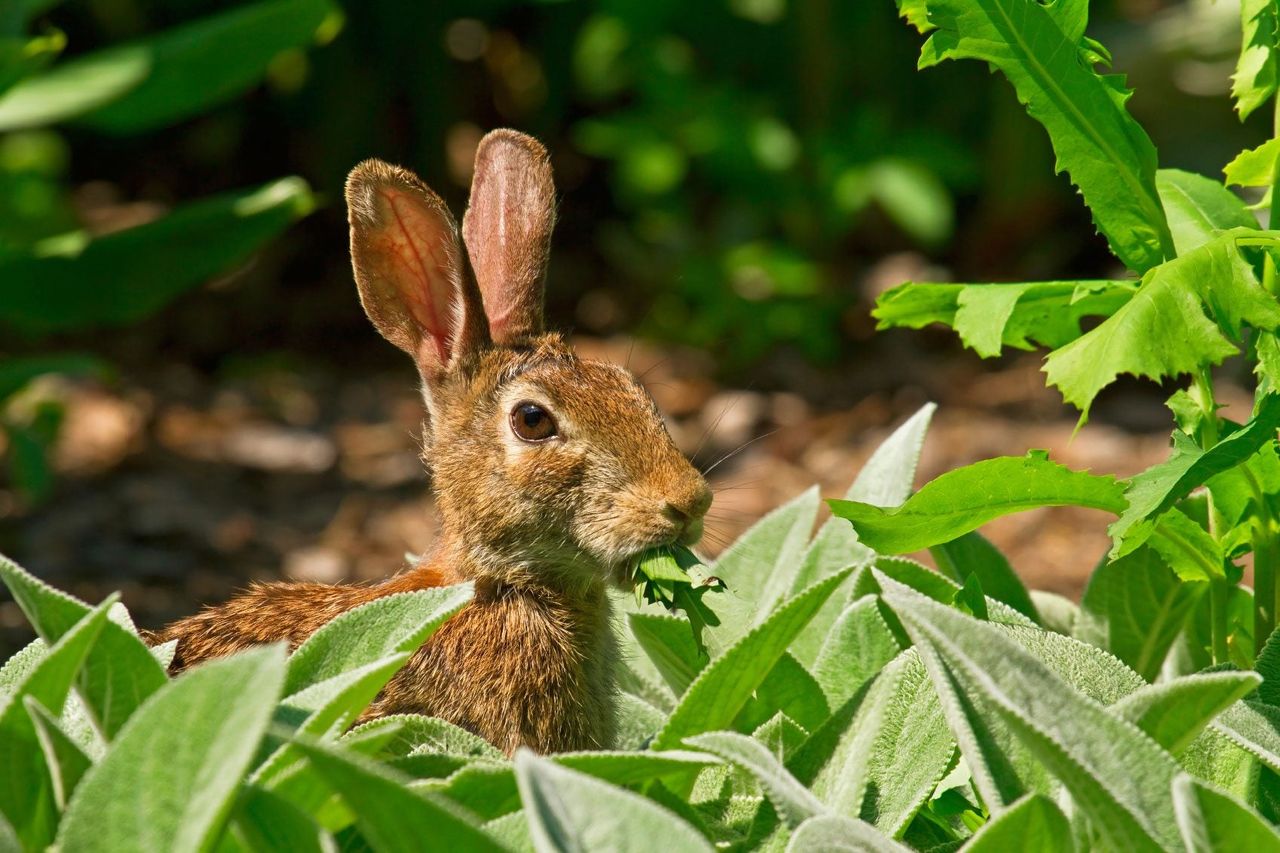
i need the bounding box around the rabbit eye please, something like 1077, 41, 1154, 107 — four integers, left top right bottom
511, 402, 558, 442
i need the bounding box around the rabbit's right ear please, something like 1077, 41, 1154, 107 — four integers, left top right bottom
462, 130, 555, 344
346, 160, 489, 378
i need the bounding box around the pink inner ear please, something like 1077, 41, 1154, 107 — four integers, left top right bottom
374, 188, 457, 364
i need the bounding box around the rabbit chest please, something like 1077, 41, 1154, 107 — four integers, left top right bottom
364, 580, 619, 754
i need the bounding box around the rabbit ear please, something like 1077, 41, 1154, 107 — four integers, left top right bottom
346, 159, 490, 378
461, 129, 555, 344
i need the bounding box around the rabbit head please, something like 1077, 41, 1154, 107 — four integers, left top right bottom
345, 130, 712, 589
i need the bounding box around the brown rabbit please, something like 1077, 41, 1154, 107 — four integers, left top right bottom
145, 130, 712, 754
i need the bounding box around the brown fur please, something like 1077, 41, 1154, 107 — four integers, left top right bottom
146, 131, 710, 755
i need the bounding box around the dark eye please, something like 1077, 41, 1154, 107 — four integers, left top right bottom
510, 402, 558, 442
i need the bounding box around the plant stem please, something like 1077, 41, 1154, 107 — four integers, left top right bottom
1210, 577, 1232, 665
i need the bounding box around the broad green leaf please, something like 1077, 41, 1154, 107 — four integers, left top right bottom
874, 280, 1135, 358
1044, 229, 1280, 420
254, 654, 411, 786
1214, 699, 1280, 774
1157, 169, 1257, 255
0, 597, 111, 849
964, 793, 1072, 853
1260, 627, 1280, 707
24, 697, 92, 811
810, 649, 954, 837
812, 596, 902, 707
1030, 589, 1079, 635
1113, 672, 1261, 754
1110, 396, 1280, 557
0, 0, 342, 132
707, 485, 820, 650
1182, 727, 1259, 802
736, 653, 830, 733
427, 750, 714, 822
232, 785, 332, 853
616, 692, 666, 750
914, 0, 1172, 271
285, 584, 471, 694
684, 732, 823, 828
515, 750, 713, 853
1233, 0, 1280, 120
653, 569, 851, 749
785, 814, 912, 853
292, 738, 503, 852
1076, 547, 1207, 681
879, 576, 1181, 851
628, 612, 705, 695
0, 555, 167, 738
789, 403, 934, 665
1173, 773, 1280, 851
830, 451, 1125, 554
59, 645, 286, 853
0, 178, 316, 336
373, 713, 503, 760
753, 712, 810, 764
1226, 137, 1280, 189
931, 531, 1039, 622
1147, 508, 1226, 584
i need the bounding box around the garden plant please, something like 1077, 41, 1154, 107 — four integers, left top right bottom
7, 0, 1280, 851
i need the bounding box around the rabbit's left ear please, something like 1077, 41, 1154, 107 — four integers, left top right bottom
462, 129, 555, 344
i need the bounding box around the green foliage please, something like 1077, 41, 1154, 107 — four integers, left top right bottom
906, 0, 1172, 271
830, 450, 1126, 554
4, 403, 1280, 849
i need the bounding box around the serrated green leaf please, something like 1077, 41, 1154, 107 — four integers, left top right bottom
0, 178, 317, 337
0, 597, 111, 849
1226, 137, 1280, 188
284, 585, 471, 694
879, 575, 1181, 851
1044, 229, 1280, 420
873, 279, 1135, 358
830, 452, 1126, 554
964, 793, 1072, 852
1110, 395, 1280, 558
653, 569, 851, 749
373, 713, 504, 761
515, 750, 712, 853
1113, 672, 1261, 754
1076, 547, 1207, 681
685, 731, 823, 828
812, 596, 902, 707
24, 696, 92, 811
294, 737, 504, 852
914, 0, 1172, 271
0, 0, 341, 132
785, 814, 913, 853
1233, 0, 1280, 120
1173, 773, 1280, 851
1157, 169, 1258, 255
59, 645, 286, 853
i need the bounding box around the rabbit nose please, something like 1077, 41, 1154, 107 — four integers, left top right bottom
662, 482, 713, 525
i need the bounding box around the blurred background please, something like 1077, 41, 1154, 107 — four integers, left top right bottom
0, 0, 1267, 653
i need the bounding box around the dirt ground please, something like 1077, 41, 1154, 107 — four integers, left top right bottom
1, 331, 1218, 656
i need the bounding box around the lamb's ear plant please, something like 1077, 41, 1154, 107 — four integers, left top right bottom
0, 397, 1275, 851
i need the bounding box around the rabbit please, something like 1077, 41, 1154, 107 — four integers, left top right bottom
144, 129, 713, 755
